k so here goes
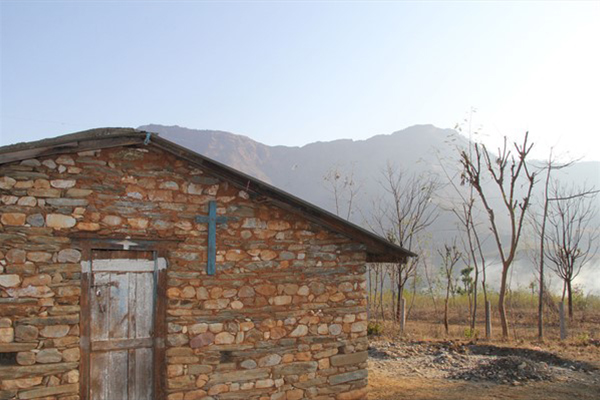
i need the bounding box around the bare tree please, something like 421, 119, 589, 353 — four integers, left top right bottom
545, 184, 599, 320
439, 242, 462, 334
437, 122, 489, 332
530, 150, 577, 339
323, 163, 361, 220
367, 262, 387, 321
421, 252, 439, 313
369, 163, 439, 323
450, 195, 489, 331
460, 133, 536, 338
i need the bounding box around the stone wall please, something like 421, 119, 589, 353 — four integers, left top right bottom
0, 145, 369, 400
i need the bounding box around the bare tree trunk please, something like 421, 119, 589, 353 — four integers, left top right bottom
406, 269, 418, 320
396, 280, 405, 323
567, 280, 573, 320
537, 152, 553, 340
379, 272, 385, 321
444, 283, 451, 334
498, 264, 510, 338
471, 265, 479, 331
423, 256, 439, 313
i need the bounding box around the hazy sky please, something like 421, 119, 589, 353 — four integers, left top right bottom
1, 1, 599, 161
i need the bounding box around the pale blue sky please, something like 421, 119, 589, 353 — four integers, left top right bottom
1, 1, 599, 160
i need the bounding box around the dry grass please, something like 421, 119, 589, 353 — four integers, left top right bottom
368, 290, 600, 345
367, 292, 600, 399
368, 375, 600, 400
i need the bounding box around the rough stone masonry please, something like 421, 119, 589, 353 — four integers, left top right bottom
0, 137, 376, 400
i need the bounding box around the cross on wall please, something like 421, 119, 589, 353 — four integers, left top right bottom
195, 201, 236, 275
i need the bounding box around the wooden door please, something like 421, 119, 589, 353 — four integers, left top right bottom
87, 252, 164, 400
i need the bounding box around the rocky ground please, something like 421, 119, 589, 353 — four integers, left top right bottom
367, 340, 600, 399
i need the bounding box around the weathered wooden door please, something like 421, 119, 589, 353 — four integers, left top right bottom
87, 252, 165, 400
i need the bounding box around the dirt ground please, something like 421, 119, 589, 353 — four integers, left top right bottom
367, 339, 600, 400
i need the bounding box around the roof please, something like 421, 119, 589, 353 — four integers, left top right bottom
0, 127, 416, 262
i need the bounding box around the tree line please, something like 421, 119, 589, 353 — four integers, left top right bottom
324, 129, 599, 340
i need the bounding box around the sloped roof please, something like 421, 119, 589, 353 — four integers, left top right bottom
0, 127, 415, 262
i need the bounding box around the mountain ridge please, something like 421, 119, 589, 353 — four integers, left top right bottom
138, 123, 600, 292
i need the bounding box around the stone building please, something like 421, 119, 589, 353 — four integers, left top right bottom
0, 128, 412, 400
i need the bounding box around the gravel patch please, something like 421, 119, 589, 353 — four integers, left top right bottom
368, 340, 598, 386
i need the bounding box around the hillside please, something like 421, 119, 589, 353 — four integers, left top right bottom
139, 124, 463, 220
139, 124, 600, 292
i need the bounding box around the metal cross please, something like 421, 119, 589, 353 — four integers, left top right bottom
195, 201, 234, 275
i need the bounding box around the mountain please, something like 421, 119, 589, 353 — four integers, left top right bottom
139, 124, 600, 292
139, 124, 463, 219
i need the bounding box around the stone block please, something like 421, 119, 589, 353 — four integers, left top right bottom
7, 285, 54, 298
0, 176, 17, 189
26, 214, 45, 227
0, 362, 78, 379
62, 347, 80, 362
27, 188, 61, 198
46, 198, 88, 207
46, 214, 76, 229
258, 354, 282, 367
57, 249, 81, 263
16, 352, 36, 366
36, 348, 63, 363
17, 197, 37, 207
65, 188, 92, 198
330, 351, 368, 367
0, 275, 21, 288
289, 325, 308, 337
241, 359, 257, 369
0, 327, 14, 343
328, 370, 368, 385
0, 376, 43, 390
50, 179, 76, 189
101, 215, 122, 226
16, 383, 78, 399
76, 222, 100, 231
1, 213, 26, 226
209, 368, 270, 384
272, 296, 292, 306
26, 252, 52, 262
214, 332, 235, 345
6, 249, 26, 264
190, 332, 215, 348
273, 362, 318, 376
15, 325, 38, 341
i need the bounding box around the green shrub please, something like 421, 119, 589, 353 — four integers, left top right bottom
575, 332, 590, 345
368, 321, 384, 336
463, 327, 478, 339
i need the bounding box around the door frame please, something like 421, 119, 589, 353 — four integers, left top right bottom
74, 237, 178, 400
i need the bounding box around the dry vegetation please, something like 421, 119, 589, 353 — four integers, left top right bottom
366, 291, 600, 399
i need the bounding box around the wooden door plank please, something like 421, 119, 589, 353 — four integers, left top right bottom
127, 349, 136, 400
128, 272, 137, 340
91, 337, 153, 352
90, 272, 109, 341
135, 348, 153, 400
135, 272, 154, 339
107, 350, 128, 400
89, 352, 108, 400
108, 272, 129, 340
